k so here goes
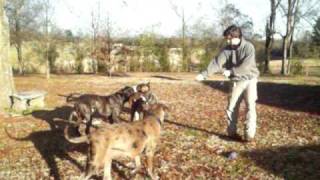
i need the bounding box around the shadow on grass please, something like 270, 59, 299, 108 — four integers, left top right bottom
5, 127, 86, 180
165, 119, 243, 142
241, 144, 320, 179
151, 75, 182, 81
104, 72, 131, 77
6, 105, 86, 180
32, 105, 74, 130
202, 80, 320, 115
30, 105, 137, 179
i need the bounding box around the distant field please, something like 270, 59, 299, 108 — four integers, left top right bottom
269, 59, 320, 76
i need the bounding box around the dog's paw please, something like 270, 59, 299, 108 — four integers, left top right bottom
151, 175, 159, 180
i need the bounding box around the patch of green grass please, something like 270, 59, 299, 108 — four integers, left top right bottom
316, 127, 320, 136
184, 129, 201, 137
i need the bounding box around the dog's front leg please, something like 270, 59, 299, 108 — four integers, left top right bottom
145, 140, 159, 180
146, 153, 157, 180
103, 158, 112, 180
81, 149, 95, 180
138, 112, 144, 121
130, 109, 136, 122
130, 155, 141, 175
135, 155, 141, 168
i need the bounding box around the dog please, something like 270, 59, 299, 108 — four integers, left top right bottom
128, 92, 159, 122
64, 103, 169, 180
67, 83, 151, 134
128, 90, 158, 122
65, 82, 150, 104
128, 92, 148, 121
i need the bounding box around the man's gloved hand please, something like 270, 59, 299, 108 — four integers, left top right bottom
223, 70, 231, 78
196, 74, 205, 81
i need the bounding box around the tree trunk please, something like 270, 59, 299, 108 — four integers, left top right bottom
181, 9, 189, 72
45, 0, 50, 79
0, 0, 15, 111
287, 27, 295, 74
16, 44, 23, 74
281, 36, 288, 75
15, 17, 24, 74
264, 21, 272, 73
264, 0, 279, 74
281, 0, 296, 75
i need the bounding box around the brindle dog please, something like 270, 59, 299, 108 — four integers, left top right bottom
68, 83, 151, 134
64, 103, 169, 180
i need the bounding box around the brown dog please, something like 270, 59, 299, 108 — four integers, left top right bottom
64, 103, 169, 180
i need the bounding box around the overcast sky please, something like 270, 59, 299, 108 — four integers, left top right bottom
52, 0, 310, 38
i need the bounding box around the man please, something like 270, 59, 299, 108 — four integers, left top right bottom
196, 25, 259, 142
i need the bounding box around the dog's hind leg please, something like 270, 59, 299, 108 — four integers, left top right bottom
81, 165, 94, 180
111, 109, 120, 123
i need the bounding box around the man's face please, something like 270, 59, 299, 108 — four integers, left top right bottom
225, 35, 241, 47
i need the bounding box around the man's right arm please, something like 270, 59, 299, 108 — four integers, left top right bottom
201, 50, 228, 79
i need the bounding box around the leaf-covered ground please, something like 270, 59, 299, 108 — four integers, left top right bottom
0, 73, 319, 180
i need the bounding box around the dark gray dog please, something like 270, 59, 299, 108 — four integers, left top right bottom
67, 83, 151, 134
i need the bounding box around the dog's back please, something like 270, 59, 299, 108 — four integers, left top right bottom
90, 118, 160, 159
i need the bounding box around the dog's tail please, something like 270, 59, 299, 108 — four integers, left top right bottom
5, 126, 29, 141
64, 125, 89, 144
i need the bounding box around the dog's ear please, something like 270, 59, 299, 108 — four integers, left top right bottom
146, 82, 151, 91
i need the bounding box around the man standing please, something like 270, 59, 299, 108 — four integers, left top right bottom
196, 25, 259, 142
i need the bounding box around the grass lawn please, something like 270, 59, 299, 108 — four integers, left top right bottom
0, 73, 319, 179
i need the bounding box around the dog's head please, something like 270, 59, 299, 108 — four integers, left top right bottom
118, 86, 136, 101
136, 82, 150, 93
142, 103, 170, 123
127, 92, 147, 107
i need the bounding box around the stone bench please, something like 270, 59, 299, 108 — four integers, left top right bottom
10, 91, 47, 112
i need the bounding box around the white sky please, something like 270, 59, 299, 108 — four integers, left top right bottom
52, 0, 296, 37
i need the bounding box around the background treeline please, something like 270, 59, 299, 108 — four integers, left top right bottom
5, 0, 320, 76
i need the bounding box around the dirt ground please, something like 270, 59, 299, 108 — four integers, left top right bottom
0, 73, 319, 180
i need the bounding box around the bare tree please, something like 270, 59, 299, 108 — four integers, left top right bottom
42, 0, 52, 79
0, 0, 15, 111
264, 0, 281, 73
102, 12, 114, 76
90, 1, 101, 74
219, 3, 254, 38
5, 0, 42, 74
280, 0, 319, 74
169, 0, 189, 72
280, 0, 299, 75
